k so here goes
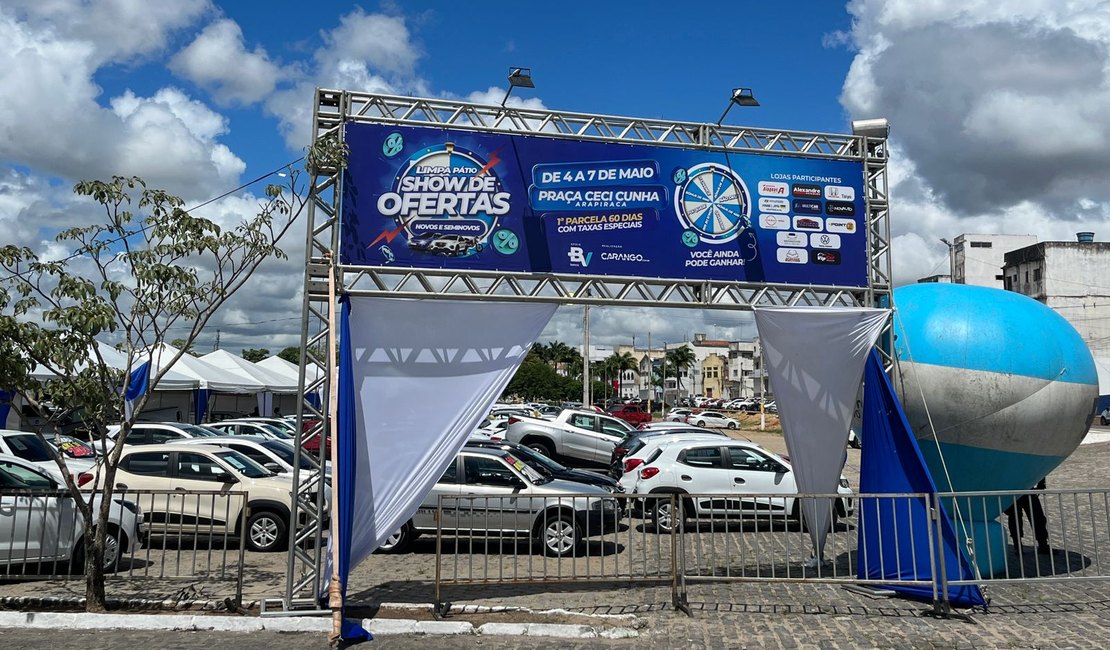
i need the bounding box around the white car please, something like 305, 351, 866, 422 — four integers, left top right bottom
687, 411, 740, 430
664, 408, 693, 422
208, 420, 294, 441
169, 436, 331, 481
0, 454, 141, 573
231, 418, 298, 435
637, 421, 701, 432
81, 444, 309, 552
0, 429, 95, 483
105, 422, 223, 450
618, 438, 853, 533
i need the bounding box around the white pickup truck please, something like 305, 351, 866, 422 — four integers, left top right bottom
503, 409, 635, 467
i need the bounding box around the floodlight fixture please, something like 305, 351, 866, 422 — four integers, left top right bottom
851, 118, 890, 139
716, 87, 760, 125
501, 67, 535, 107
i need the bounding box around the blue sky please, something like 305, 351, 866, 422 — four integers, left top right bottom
3, 1, 1110, 354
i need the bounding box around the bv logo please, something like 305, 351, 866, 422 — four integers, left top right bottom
568, 246, 593, 267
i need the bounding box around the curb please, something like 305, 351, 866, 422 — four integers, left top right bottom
0, 611, 640, 639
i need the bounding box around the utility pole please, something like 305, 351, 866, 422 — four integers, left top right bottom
582, 305, 590, 407
213, 329, 220, 351
646, 331, 652, 413
662, 341, 667, 411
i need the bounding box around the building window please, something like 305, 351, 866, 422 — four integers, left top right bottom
970, 241, 992, 248
1033, 268, 1042, 281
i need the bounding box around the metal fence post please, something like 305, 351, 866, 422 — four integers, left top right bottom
930, 493, 951, 618
235, 493, 246, 608
671, 494, 691, 616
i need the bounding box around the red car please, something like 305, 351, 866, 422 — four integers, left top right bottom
606, 404, 652, 426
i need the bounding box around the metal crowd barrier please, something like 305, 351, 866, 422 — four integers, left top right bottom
0, 488, 248, 604
432, 489, 1110, 615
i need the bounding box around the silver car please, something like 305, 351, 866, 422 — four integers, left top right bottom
379, 448, 620, 557
0, 454, 142, 573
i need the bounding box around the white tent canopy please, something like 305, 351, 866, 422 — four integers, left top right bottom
199, 350, 299, 393
147, 343, 264, 394
256, 355, 324, 384
30, 341, 198, 390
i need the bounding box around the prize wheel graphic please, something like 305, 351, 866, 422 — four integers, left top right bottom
674, 162, 751, 244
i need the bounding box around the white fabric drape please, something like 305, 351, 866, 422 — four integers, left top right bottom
754, 306, 889, 559
340, 297, 557, 574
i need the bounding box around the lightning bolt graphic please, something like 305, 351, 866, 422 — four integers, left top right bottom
368, 222, 406, 248
476, 149, 502, 176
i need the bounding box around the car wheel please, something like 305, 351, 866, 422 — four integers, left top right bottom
1102, 416, 1109, 426
525, 439, 555, 459
537, 512, 581, 557
727, 421, 737, 430
849, 436, 862, 449
377, 522, 416, 554
246, 510, 288, 552
71, 525, 125, 574
651, 496, 686, 534
695, 420, 706, 428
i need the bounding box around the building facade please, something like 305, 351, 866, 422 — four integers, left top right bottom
1003, 238, 1110, 359
949, 233, 1038, 288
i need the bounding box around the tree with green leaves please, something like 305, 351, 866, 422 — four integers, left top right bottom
604, 351, 639, 400
667, 345, 696, 394
241, 348, 271, 363
278, 345, 301, 364
0, 137, 343, 610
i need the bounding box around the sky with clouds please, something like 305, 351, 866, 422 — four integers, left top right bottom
3, 0, 1109, 355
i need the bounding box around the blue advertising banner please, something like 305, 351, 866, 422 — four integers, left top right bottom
340, 122, 868, 287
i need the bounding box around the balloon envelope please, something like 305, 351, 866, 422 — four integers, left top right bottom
893, 283, 1097, 501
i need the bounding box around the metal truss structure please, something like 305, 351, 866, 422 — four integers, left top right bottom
272, 89, 893, 611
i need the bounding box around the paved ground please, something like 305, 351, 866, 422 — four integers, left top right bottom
4, 425, 1110, 648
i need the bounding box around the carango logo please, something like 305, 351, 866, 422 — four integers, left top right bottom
568, 246, 593, 267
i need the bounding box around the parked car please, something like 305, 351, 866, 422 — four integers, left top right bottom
637, 421, 699, 432
231, 418, 298, 435
1100, 407, 1109, 426
610, 428, 724, 477
104, 422, 223, 450
687, 411, 740, 430
169, 436, 331, 481
618, 439, 853, 533
377, 447, 620, 556
80, 444, 309, 552
208, 419, 294, 441
465, 438, 621, 492
0, 429, 95, 483
0, 454, 141, 573
606, 404, 652, 426
503, 409, 634, 467
664, 408, 693, 422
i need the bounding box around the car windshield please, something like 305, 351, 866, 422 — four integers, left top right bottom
175, 423, 219, 437
505, 444, 564, 477
501, 453, 545, 485
51, 435, 96, 459
214, 450, 273, 478
258, 424, 293, 439
4, 434, 54, 462
261, 440, 314, 470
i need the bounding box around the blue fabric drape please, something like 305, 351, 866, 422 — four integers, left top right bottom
857, 350, 986, 609
336, 297, 370, 641
0, 389, 12, 427
193, 388, 209, 424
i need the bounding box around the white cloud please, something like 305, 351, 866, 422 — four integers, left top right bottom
842, 0, 1110, 283
0, 6, 240, 198
5, 0, 211, 66
170, 19, 284, 106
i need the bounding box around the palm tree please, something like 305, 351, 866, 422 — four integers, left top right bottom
666, 345, 696, 395
605, 351, 638, 400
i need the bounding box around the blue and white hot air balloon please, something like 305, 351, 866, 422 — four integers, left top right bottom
892, 283, 1098, 573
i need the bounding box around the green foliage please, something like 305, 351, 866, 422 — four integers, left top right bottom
278, 346, 301, 364
241, 348, 270, 363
